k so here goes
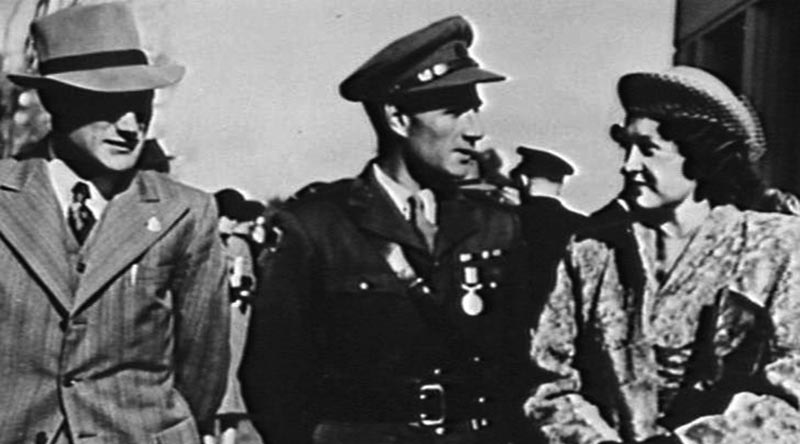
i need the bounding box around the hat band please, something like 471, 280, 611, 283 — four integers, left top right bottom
39, 49, 148, 75
393, 56, 478, 91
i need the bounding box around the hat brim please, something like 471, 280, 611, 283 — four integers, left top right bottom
403, 66, 505, 95
7, 63, 185, 92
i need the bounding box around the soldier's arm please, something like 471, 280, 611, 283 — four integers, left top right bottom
171, 194, 230, 425
241, 210, 318, 444
525, 249, 623, 444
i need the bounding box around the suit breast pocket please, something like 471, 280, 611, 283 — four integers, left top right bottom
128, 262, 174, 309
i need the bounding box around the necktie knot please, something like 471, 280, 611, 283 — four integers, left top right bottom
68, 181, 96, 245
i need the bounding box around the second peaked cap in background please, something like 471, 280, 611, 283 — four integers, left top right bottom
511, 146, 576, 181
339, 16, 505, 103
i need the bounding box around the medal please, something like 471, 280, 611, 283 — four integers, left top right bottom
460, 266, 484, 316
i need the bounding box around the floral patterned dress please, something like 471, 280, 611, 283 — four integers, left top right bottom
527, 205, 800, 444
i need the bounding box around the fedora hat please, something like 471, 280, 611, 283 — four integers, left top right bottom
7, 2, 185, 92
618, 66, 765, 162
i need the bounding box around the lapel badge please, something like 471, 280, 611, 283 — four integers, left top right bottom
147, 216, 162, 232
461, 265, 484, 316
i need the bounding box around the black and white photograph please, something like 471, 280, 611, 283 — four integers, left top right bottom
1, 1, 800, 443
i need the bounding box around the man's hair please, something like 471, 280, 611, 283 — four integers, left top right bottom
363, 102, 402, 159
615, 115, 764, 209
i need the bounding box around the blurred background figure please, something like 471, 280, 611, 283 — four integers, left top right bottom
136, 138, 174, 173
458, 147, 520, 205
509, 146, 586, 299
208, 188, 265, 444
754, 187, 800, 216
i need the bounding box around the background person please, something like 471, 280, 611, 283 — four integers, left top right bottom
509, 145, 586, 301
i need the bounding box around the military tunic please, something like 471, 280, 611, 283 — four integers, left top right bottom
526, 205, 800, 444
242, 164, 536, 444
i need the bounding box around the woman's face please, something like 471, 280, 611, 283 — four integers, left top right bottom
615, 117, 699, 211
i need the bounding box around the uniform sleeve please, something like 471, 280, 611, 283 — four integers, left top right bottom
676, 245, 800, 444
525, 246, 623, 444
171, 194, 231, 425
240, 210, 319, 444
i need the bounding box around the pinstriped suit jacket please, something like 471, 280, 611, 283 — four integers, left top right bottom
0, 157, 230, 444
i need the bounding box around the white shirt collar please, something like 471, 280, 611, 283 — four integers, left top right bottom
372, 164, 437, 224
46, 158, 108, 219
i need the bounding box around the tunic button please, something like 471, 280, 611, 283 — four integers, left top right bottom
472, 356, 482, 363
358, 281, 370, 290
76, 262, 86, 273
434, 426, 446, 435
477, 396, 487, 403
433, 368, 442, 376
63, 377, 78, 387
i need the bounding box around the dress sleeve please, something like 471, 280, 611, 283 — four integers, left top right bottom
676, 235, 800, 444
525, 244, 623, 444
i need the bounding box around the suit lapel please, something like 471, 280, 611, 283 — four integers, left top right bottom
72, 172, 189, 313
0, 159, 73, 313
347, 171, 429, 253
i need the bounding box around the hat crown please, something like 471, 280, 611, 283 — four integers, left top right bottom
618, 65, 765, 162
32, 2, 141, 62
339, 15, 504, 102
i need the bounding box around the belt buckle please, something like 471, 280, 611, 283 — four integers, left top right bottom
419, 383, 446, 426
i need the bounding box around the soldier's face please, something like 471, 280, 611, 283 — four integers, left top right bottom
50, 89, 152, 175
617, 117, 698, 211
404, 104, 484, 180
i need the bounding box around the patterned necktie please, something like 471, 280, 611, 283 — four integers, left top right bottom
67, 182, 96, 245
408, 193, 437, 252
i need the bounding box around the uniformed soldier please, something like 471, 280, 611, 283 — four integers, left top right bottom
241, 16, 537, 444
509, 146, 586, 300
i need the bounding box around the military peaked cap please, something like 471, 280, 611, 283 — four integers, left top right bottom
511, 146, 575, 180
339, 15, 505, 102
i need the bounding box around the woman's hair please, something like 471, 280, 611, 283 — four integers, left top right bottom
656, 116, 763, 209
613, 114, 764, 209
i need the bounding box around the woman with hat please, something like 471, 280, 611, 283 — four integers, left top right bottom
525, 66, 800, 444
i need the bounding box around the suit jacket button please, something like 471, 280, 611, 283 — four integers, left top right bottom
35, 432, 47, 444
76, 262, 86, 273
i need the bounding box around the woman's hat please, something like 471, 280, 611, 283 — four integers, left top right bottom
617, 66, 765, 162
7, 2, 185, 92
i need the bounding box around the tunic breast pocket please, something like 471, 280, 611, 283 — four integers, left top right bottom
323, 272, 416, 326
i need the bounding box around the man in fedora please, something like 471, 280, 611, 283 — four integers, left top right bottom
242, 15, 537, 444
1, 3, 229, 443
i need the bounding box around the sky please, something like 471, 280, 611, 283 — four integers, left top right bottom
2, 0, 676, 212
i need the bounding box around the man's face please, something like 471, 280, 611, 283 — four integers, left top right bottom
404, 103, 484, 180
50, 89, 153, 174
616, 117, 698, 211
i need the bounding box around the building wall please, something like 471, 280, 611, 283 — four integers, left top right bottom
675, 0, 800, 194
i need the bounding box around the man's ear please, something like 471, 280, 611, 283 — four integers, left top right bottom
384, 103, 411, 138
